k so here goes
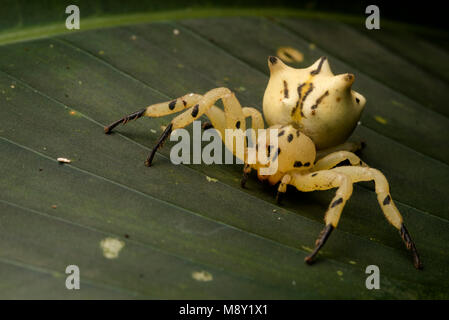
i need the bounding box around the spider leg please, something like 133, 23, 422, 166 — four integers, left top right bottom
276, 174, 292, 204
313, 151, 368, 171
203, 106, 265, 134
240, 163, 252, 188
145, 87, 256, 166
288, 171, 353, 264
103, 108, 147, 134
238, 107, 265, 188
202, 105, 265, 142
104, 87, 265, 170
145, 123, 173, 167
104, 93, 203, 134
145, 104, 227, 167
331, 166, 423, 269
316, 141, 366, 160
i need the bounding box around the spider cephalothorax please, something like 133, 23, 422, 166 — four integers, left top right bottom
104, 56, 422, 269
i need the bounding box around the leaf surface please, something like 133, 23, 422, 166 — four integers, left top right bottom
0, 11, 448, 299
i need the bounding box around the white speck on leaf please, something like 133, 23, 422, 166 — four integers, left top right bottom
192, 270, 213, 282
206, 176, 218, 183
57, 157, 71, 163
100, 237, 125, 259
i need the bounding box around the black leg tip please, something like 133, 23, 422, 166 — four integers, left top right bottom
304, 256, 315, 265
144, 160, 152, 167
400, 223, 423, 271
276, 192, 283, 205
269, 56, 278, 64
104, 126, 112, 134
414, 260, 424, 270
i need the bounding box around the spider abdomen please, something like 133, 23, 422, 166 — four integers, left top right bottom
263, 56, 366, 150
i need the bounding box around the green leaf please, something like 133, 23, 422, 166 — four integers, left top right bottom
1, 9, 448, 299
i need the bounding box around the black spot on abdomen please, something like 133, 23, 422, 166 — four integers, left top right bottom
310, 56, 327, 75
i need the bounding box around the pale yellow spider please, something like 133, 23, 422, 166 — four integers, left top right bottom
104, 56, 422, 269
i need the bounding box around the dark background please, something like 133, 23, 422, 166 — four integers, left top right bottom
0, 0, 447, 31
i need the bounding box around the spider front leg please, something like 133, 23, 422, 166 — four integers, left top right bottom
331, 166, 423, 269
146, 88, 260, 167
288, 166, 422, 269
288, 170, 353, 264
104, 93, 203, 134
240, 107, 266, 188
104, 87, 255, 166
145, 88, 244, 166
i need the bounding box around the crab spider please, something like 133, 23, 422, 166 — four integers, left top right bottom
104, 56, 422, 269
